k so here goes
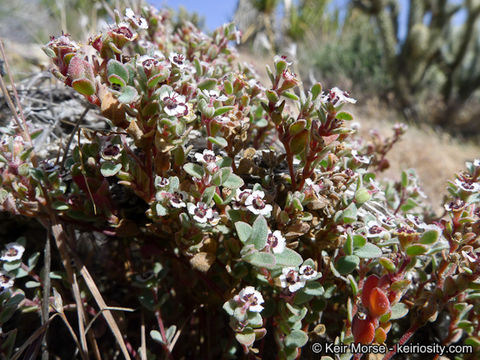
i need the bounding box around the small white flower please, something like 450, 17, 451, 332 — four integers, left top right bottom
125, 8, 148, 29
280, 267, 305, 292
194, 149, 219, 165
351, 149, 371, 164
321, 87, 357, 106
406, 215, 428, 229
266, 230, 286, 254
455, 179, 480, 193
232, 188, 252, 210
188, 202, 215, 224
474, 159, 480, 167
194, 149, 220, 174
304, 178, 321, 196
1, 243, 25, 262
202, 89, 228, 102
299, 264, 318, 281
169, 191, 186, 208
365, 221, 389, 238
444, 199, 466, 212
0, 271, 14, 293
155, 177, 170, 188
160, 90, 188, 117
236, 286, 264, 313
244, 190, 272, 216
169, 52, 187, 69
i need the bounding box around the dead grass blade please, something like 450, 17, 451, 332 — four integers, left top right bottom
140, 311, 147, 360
80, 264, 132, 360
72, 272, 89, 356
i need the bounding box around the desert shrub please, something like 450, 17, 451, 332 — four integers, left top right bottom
0, 4, 480, 360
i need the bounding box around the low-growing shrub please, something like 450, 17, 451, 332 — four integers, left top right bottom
0, 4, 479, 360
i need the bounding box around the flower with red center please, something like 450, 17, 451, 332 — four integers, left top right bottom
299, 264, 318, 280
160, 90, 188, 117
235, 286, 264, 313
168, 191, 186, 208
265, 230, 286, 254
351, 149, 371, 165
455, 179, 480, 193
125, 8, 148, 29
202, 89, 228, 102
187, 202, 217, 224
155, 177, 170, 188
110, 22, 137, 48
232, 189, 252, 210
1, 242, 25, 262
169, 52, 187, 69
244, 190, 272, 216
0, 271, 14, 293
365, 221, 388, 239
194, 149, 220, 174
444, 198, 466, 212
321, 87, 357, 106
279, 267, 306, 292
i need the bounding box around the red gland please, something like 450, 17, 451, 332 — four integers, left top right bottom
361, 275, 379, 307
352, 315, 376, 344
368, 287, 391, 317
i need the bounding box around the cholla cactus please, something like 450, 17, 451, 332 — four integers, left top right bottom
0, 4, 479, 360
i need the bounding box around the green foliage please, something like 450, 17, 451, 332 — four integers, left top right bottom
0, 3, 479, 360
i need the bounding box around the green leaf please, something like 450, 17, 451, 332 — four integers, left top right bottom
336, 112, 353, 121
100, 161, 122, 177
224, 80, 233, 94
198, 78, 217, 90
406, 244, 429, 256
303, 282, 324, 296
311, 83, 322, 100
72, 78, 95, 96
223, 173, 244, 189
3, 260, 21, 272
202, 186, 216, 204
401, 171, 408, 188
336, 255, 359, 274
235, 222, 252, 243
118, 85, 138, 104
420, 229, 439, 245
390, 302, 409, 320
52, 201, 70, 211
208, 136, 228, 148
156, 204, 168, 216
343, 233, 353, 255
342, 203, 357, 223
108, 74, 126, 87
213, 106, 234, 117
243, 251, 276, 269
400, 198, 417, 212
25, 281, 41, 288
282, 92, 299, 101
355, 243, 382, 258
183, 163, 204, 179
150, 330, 165, 344
235, 329, 255, 346
107, 59, 128, 85
285, 329, 308, 348
353, 234, 367, 248
355, 187, 371, 205
27, 252, 40, 270
275, 248, 303, 267
251, 215, 268, 250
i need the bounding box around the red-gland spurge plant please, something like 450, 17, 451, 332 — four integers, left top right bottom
0, 4, 480, 360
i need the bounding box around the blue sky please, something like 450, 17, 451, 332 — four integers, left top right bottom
150, 0, 467, 39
